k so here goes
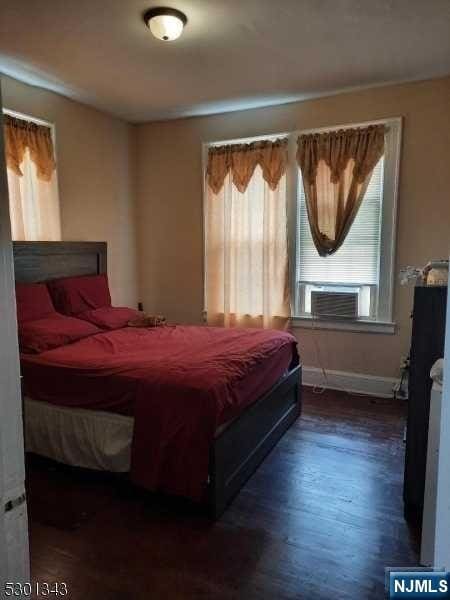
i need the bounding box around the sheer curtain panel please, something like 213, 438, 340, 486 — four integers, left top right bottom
205, 139, 290, 329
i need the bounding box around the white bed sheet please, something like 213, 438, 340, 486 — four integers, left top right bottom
24, 397, 134, 473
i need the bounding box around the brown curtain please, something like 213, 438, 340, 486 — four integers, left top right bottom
205, 139, 290, 329
296, 124, 385, 257
206, 138, 288, 194
4, 114, 56, 182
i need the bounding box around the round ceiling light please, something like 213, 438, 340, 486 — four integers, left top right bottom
143, 7, 187, 42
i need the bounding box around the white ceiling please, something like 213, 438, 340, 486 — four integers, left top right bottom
1, 0, 449, 123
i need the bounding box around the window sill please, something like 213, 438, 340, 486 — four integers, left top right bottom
290, 315, 396, 334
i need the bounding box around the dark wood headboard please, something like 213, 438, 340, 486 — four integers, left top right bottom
13, 241, 107, 283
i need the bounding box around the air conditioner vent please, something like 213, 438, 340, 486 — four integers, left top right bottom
311, 290, 358, 320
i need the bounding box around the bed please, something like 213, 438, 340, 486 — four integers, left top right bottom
14, 241, 302, 517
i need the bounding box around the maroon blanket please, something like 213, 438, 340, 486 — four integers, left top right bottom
21, 325, 298, 500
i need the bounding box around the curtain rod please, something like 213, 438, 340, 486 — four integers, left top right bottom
206, 131, 289, 148
295, 117, 400, 136
204, 117, 400, 148
2, 108, 54, 129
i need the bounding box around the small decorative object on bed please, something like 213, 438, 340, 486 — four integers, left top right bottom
13, 241, 302, 518
128, 313, 166, 327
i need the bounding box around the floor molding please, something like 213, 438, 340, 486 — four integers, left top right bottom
302, 366, 399, 398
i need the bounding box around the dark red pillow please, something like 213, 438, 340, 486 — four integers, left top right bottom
19, 314, 101, 354
47, 274, 111, 316
78, 306, 141, 330
16, 282, 56, 324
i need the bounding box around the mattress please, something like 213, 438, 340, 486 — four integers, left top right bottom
24, 397, 133, 472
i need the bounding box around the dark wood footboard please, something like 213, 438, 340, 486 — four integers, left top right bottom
209, 364, 302, 518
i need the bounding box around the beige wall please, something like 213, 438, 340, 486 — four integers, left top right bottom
1, 75, 138, 307
135, 77, 450, 378
3, 74, 448, 378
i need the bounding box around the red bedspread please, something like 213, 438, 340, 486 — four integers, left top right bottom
21, 325, 298, 500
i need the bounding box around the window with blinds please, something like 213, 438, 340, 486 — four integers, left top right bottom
296, 156, 384, 318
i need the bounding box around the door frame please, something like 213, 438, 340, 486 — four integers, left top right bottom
0, 76, 30, 588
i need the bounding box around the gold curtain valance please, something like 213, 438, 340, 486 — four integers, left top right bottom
4, 114, 56, 182
206, 138, 288, 194
297, 124, 385, 186
296, 124, 385, 257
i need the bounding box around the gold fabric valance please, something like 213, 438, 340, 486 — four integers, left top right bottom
4, 114, 56, 182
206, 138, 288, 194
296, 124, 385, 256
297, 124, 385, 185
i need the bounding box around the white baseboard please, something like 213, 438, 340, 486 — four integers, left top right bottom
302, 366, 399, 398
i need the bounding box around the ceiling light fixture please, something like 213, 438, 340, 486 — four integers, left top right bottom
143, 7, 187, 42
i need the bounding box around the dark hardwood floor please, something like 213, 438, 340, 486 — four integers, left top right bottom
27, 388, 419, 600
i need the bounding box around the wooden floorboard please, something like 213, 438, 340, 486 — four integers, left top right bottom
27, 388, 419, 600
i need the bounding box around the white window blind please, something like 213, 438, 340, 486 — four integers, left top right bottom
296, 157, 384, 286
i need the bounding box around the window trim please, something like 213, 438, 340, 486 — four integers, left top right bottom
289, 117, 402, 334
290, 314, 396, 334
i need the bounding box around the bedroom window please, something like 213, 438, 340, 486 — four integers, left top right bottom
204, 118, 401, 334
3, 109, 61, 241
204, 136, 290, 329
292, 118, 402, 333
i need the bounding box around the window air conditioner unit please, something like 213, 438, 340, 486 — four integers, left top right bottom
311, 290, 358, 320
